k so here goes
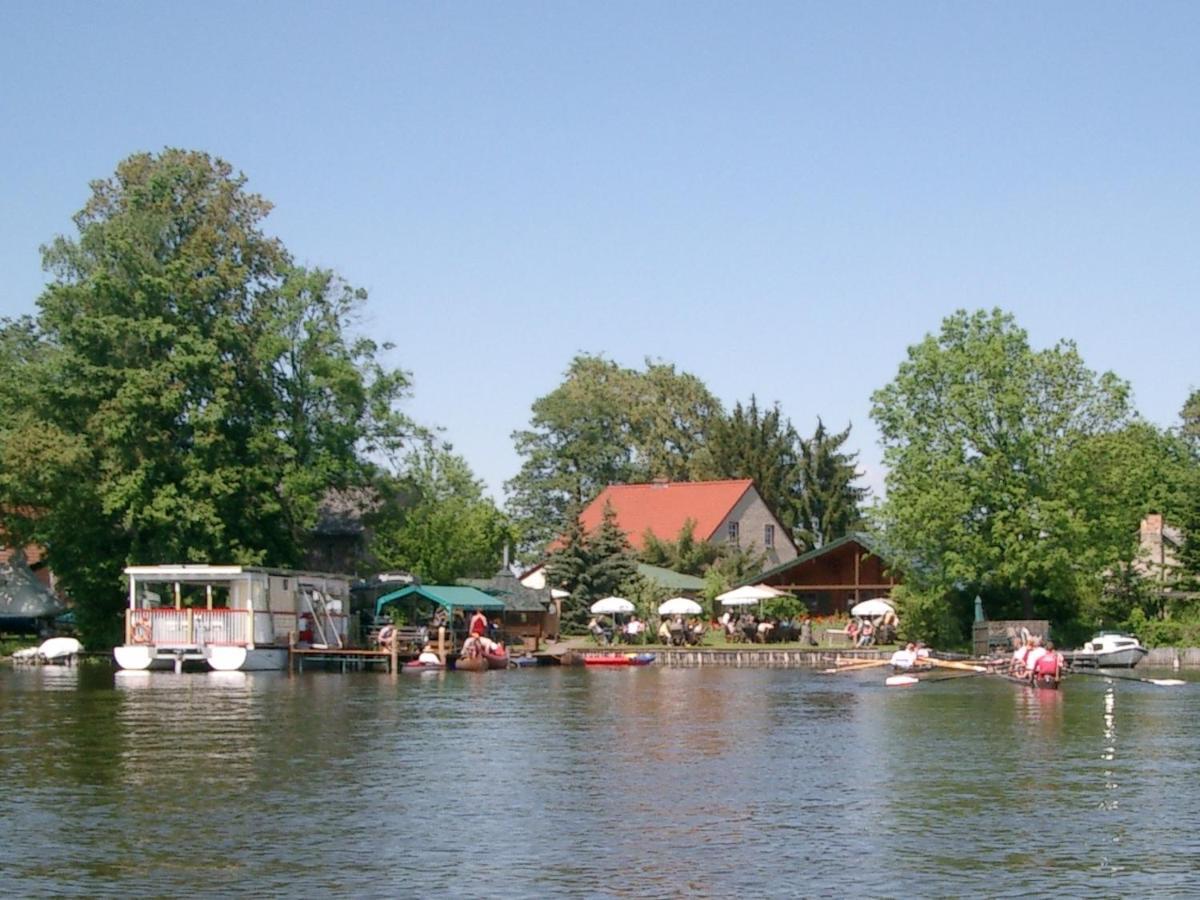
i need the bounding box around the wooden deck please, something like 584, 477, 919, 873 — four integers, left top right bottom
289, 646, 402, 672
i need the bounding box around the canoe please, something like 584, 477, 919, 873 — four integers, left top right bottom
555, 650, 586, 667
485, 650, 510, 670
583, 653, 655, 666
454, 655, 488, 672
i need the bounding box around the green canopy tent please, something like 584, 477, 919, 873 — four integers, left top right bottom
374, 584, 505, 619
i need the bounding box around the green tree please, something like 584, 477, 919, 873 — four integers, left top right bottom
543, 501, 638, 632
871, 309, 1133, 635
639, 519, 720, 576
794, 419, 869, 551
0, 149, 413, 645
507, 355, 719, 548
368, 443, 515, 584
701, 396, 802, 533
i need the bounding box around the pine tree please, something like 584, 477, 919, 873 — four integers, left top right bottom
794, 419, 869, 552
544, 501, 638, 632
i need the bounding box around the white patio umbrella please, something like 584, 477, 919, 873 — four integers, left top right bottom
850, 598, 895, 618
590, 596, 635, 615
658, 597, 702, 616
717, 584, 786, 606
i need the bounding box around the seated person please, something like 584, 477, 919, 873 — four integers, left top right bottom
1024, 639, 1047, 679
914, 642, 931, 661
756, 619, 774, 644
668, 615, 685, 646
856, 620, 875, 647
890, 643, 917, 669
1010, 638, 1031, 676
657, 620, 672, 645
460, 634, 482, 658
1032, 642, 1062, 681
588, 617, 610, 645
625, 616, 645, 643
479, 635, 501, 654
847, 620, 860, 645
417, 643, 442, 666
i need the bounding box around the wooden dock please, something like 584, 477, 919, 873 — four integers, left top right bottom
289, 646, 403, 672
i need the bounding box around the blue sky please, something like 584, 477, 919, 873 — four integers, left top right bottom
3, 2, 1197, 501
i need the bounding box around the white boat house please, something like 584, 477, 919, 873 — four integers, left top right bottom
114, 565, 351, 672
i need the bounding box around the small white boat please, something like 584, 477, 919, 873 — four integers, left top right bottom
12, 637, 83, 665
1069, 632, 1149, 669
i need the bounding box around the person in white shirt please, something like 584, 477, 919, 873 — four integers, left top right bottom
890, 643, 918, 669
1024, 638, 1047, 679
417, 644, 442, 666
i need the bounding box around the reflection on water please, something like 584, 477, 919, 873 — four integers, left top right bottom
2, 665, 1199, 897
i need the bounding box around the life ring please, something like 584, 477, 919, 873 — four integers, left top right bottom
132, 615, 153, 644
378, 625, 396, 648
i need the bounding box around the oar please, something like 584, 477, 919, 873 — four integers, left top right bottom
929, 658, 990, 672
822, 659, 889, 674
1069, 669, 1186, 687
886, 668, 990, 687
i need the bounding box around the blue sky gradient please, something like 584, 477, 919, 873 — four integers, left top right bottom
3, 2, 1197, 500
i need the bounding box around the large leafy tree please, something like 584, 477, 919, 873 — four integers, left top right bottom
368, 443, 515, 584
1175, 389, 1200, 598
0, 149, 413, 645
701, 396, 802, 533
871, 309, 1133, 636
507, 355, 719, 548
794, 419, 869, 552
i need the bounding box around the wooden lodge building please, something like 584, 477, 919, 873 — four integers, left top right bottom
754, 533, 899, 616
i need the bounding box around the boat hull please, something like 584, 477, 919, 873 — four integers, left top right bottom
583, 653, 656, 666
454, 655, 488, 672
205, 646, 288, 671
114, 644, 287, 672
1000, 672, 1060, 689
1070, 648, 1148, 669
485, 651, 510, 670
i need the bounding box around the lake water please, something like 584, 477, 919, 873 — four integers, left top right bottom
3, 662, 1199, 898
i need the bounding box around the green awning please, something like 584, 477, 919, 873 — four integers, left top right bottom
375, 584, 506, 618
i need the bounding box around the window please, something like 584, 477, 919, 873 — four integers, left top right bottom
727, 521, 739, 545
764, 524, 775, 548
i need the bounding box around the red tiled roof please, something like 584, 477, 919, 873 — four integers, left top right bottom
0, 543, 46, 567
578, 479, 755, 550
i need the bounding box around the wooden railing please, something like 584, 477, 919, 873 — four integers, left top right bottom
126, 607, 351, 647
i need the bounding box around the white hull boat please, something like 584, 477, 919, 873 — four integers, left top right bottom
1069, 633, 1149, 669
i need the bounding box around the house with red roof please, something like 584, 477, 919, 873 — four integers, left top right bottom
576, 478, 797, 569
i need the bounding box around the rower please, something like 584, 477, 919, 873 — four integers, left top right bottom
1010, 636, 1031, 676
1024, 637, 1048, 680
1032, 641, 1062, 684
889, 642, 918, 670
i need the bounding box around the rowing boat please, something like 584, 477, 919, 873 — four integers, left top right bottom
998, 671, 1060, 690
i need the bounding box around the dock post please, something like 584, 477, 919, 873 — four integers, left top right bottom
390, 631, 399, 676
437, 626, 446, 665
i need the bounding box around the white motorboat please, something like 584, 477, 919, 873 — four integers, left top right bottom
12, 637, 83, 665
1069, 632, 1149, 669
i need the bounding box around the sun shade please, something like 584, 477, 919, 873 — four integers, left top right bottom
375, 584, 506, 617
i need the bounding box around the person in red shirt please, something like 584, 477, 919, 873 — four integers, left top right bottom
469, 608, 488, 637
1032, 641, 1063, 685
